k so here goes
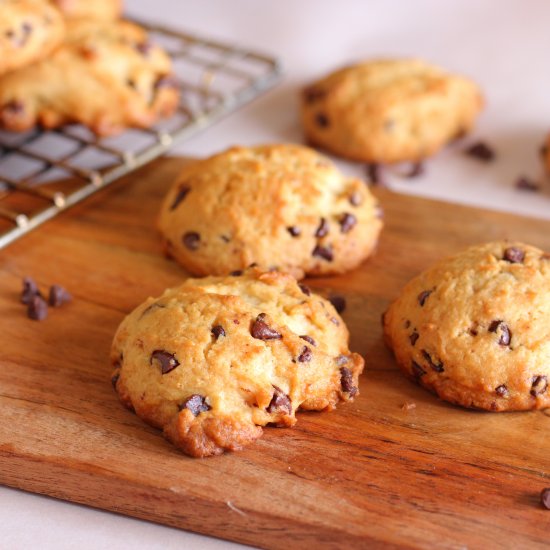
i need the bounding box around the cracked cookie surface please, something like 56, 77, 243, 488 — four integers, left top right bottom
111, 268, 364, 457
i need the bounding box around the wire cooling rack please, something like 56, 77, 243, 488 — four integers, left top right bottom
0, 19, 281, 248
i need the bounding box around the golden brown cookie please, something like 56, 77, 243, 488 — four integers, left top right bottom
158, 144, 383, 279
111, 268, 364, 457
0, 0, 65, 76
302, 59, 483, 164
0, 19, 179, 135
50, 0, 122, 19
383, 241, 550, 411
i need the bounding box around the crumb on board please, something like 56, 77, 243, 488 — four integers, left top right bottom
401, 402, 416, 411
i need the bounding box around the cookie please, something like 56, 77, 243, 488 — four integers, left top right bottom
302, 59, 483, 164
158, 144, 383, 279
0, 19, 179, 136
0, 0, 65, 76
383, 241, 550, 411
50, 0, 123, 19
111, 268, 364, 457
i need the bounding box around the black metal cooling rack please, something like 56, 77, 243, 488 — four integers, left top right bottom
0, 18, 282, 248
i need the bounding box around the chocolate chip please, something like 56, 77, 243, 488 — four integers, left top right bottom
409, 331, 419, 346
340, 367, 358, 397
315, 218, 329, 238
297, 346, 313, 363
27, 295, 48, 321
140, 302, 166, 318
267, 386, 292, 414
21, 276, 39, 304
170, 186, 190, 210
230, 270, 243, 276
48, 285, 71, 307
287, 226, 301, 237
515, 177, 540, 192
312, 244, 333, 262
530, 375, 548, 397
328, 295, 346, 314
349, 192, 362, 206
330, 317, 340, 326
111, 372, 120, 389
150, 350, 180, 374
336, 355, 349, 366
315, 113, 329, 127
488, 320, 511, 346
298, 284, 311, 296
417, 290, 432, 307
179, 394, 210, 416
250, 313, 282, 340
412, 361, 426, 378
404, 320, 411, 329
541, 488, 550, 510
211, 325, 226, 339
465, 141, 495, 162
299, 335, 316, 346
503, 247, 525, 264
421, 350, 444, 373
339, 213, 357, 233
366, 163, 386, 186
182, 232, 200, 250
303, 87, 326, 103
495, 384, 509, 398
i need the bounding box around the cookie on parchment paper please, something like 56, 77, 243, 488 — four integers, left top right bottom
111, 268, 364, 457
158, 144, 383, 279
383, 241, 550, 411
302, 58, 483, 164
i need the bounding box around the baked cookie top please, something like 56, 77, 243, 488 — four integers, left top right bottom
0, 0, 65, 76
50, 0, 122, 19
111, 268, 364, 457
302, 58, 483, 163
158, 144, 383, 279
383, 241, 550, 411
0, 18, 179, 135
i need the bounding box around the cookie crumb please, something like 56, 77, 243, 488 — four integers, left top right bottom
401, 402, 416, 411
465, 141, 495, 162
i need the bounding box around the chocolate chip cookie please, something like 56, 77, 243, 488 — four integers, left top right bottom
111, 268, 364, 457
0, 0, 65, 76
51, 0, 122, 19
158, 144, 383, 279
0, 18, 179, 135
383, 241, 550, 411
302, 59, 483, 163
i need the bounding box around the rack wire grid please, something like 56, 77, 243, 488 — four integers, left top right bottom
0, 19, 282, 249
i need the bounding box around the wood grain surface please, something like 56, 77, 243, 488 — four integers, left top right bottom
1, 157, 549, 549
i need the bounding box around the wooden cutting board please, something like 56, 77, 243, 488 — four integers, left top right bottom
1, 157, 549, 549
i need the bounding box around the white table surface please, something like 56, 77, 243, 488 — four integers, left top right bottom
2, 1, 550, 549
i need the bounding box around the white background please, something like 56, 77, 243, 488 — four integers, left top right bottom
2, 1, 550, 549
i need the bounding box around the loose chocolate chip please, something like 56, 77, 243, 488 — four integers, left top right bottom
267, 386, 292, 414
297, 346, 313, 363
530, 375, 548, 397
417, 290, 432, 307
299, 335, 316, 346
495, 384, 509, 398
349, 192, 362, 206
27, 295, 48, 321
211, 325, 226, 339
48, 285, 71, 307
250, 313, 282, 340
515, 177, 540, 192
182, 231, 200, 250
340, 367, 358, 397
21, 276, 39, 304
170, 186, 190, 210
315, 217, 329, 238
230, 270, 243, 276
488, 320, 511, 346
136, 41, 153, 55
312, 244, 334, 262
412, 361, 426, 378
287, 226, 301, 237
409, 331, 419, 346
179, 394, 210, 416
339, 213, 357, 234
111, 372, 120, 389
366, 163, 386, 187
421, 350, 444, 373
503, 247, 525, 264
298, 284, 311, 296
541, 488, 550, 510
328, 295, 346, 314
315, 113, 329, 127
150, 350, 180, 374
465, 141, 495, 162
303, 87, 326, 103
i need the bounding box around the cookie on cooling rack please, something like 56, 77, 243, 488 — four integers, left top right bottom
301, 58, 483, 164
158, 144, 383, 279
111, 268, 364, 457
383, 241, 550, 412
50, 0, 123, 19
0, 18, 179, 136
0, 0, 65, 76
